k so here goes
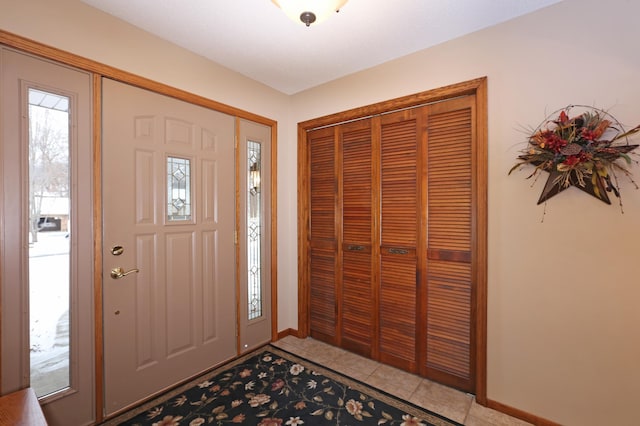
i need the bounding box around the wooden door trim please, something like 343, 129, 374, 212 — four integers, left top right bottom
297, 77, 488, 403
92, 74, 105, 422
0, 30, 279, 422
474, 78, 488, 405
0, 31, 275, 127
298, 78, 485, 130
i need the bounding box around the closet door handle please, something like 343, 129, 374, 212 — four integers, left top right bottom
347, 245, 365, 251
388, 248, 409, 255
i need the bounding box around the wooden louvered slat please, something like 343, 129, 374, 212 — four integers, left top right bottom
378, 111, 419, 369
308, 128, 337, 341
381, 117, 418, 247
310, 131, 336, 242
341, 249, 372, 352
427, 108, 472, 254
340, 121, 373, 354
425, 104, 473, 388
379, 252, 417, 367
342, 124, 372, 244
426, 260, 471, 378
310, 246, 337, 337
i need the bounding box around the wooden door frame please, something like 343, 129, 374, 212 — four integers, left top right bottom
0, 30, 279, 423
297, 77, 488, 404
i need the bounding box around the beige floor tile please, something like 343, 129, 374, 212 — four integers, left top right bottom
275, 335, 306, 348
408, 380, 473, 424
464, 400, 533, 426
270, 338, 302, 354
365, 363, 422, 400
297, 339, 346, 365
274, 337, 528, 426
293, 337, 332, 352
334, 350, 380, 375
329, 351, 380, 381
276, 336, 315, 352
332, 365, 374, 382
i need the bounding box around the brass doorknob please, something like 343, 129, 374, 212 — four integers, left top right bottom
110, 267, 139, 279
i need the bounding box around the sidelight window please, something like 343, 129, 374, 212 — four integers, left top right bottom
28, 88, 71, 398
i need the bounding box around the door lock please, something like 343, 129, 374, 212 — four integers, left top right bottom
111, 245, 124, 256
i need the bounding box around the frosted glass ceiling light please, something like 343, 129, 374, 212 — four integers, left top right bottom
272, 0, 348, 27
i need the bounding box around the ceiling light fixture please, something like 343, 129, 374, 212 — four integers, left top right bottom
271, 0, 348, 27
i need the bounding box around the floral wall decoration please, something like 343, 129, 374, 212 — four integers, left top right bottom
509, 105, 640, 209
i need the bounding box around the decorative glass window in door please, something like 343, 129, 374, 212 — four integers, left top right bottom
248, 141, 262, 320
167, 156, 192, 221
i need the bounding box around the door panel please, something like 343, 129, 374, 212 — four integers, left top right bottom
308, 127, 338, 344
424, 98, 475, 391
102, 78, 236, 415
0, 48, 95, 426
340, 120, 374, 356
379, 110, 421, 372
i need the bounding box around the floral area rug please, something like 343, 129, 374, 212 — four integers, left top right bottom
108, 346, 460, 426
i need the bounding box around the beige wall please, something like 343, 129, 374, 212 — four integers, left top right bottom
291, 0, 640, 424
2, 0, 639, 424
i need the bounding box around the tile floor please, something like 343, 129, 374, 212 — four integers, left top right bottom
272, 335, 532, 426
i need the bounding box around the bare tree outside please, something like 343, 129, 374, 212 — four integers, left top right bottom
28, 102, 69, 243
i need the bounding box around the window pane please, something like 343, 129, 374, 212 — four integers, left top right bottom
167, 156, 192, 221
28, 88, 71, 397
248, 142, 262, 320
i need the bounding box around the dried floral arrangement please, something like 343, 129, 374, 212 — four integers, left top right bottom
509, 105, 640, 207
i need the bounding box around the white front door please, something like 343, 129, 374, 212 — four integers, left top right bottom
102, 79, 237, 415
0, 48, 95, 425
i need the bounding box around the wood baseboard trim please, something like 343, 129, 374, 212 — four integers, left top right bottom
486, 399, 562, 426
275, 328, 301, 340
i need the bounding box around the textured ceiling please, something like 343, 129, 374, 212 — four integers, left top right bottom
81, 0, 562, 94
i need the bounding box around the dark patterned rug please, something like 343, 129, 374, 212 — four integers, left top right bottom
107, 345, 461, 426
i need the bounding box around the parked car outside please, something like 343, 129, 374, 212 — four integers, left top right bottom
37, 217, 61, 231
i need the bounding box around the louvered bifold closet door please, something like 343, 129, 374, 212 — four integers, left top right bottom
424, 96, 475, 392
308, 127, 339, 344
340, 119, 375, 356
378, 109, 423, 372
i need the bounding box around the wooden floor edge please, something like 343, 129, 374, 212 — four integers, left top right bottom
486, 399, 562, 426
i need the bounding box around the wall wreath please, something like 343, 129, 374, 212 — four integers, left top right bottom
509, 105, 640, 207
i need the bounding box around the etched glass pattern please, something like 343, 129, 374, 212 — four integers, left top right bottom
167, 157, 192, 221
248, 142, 262, 320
